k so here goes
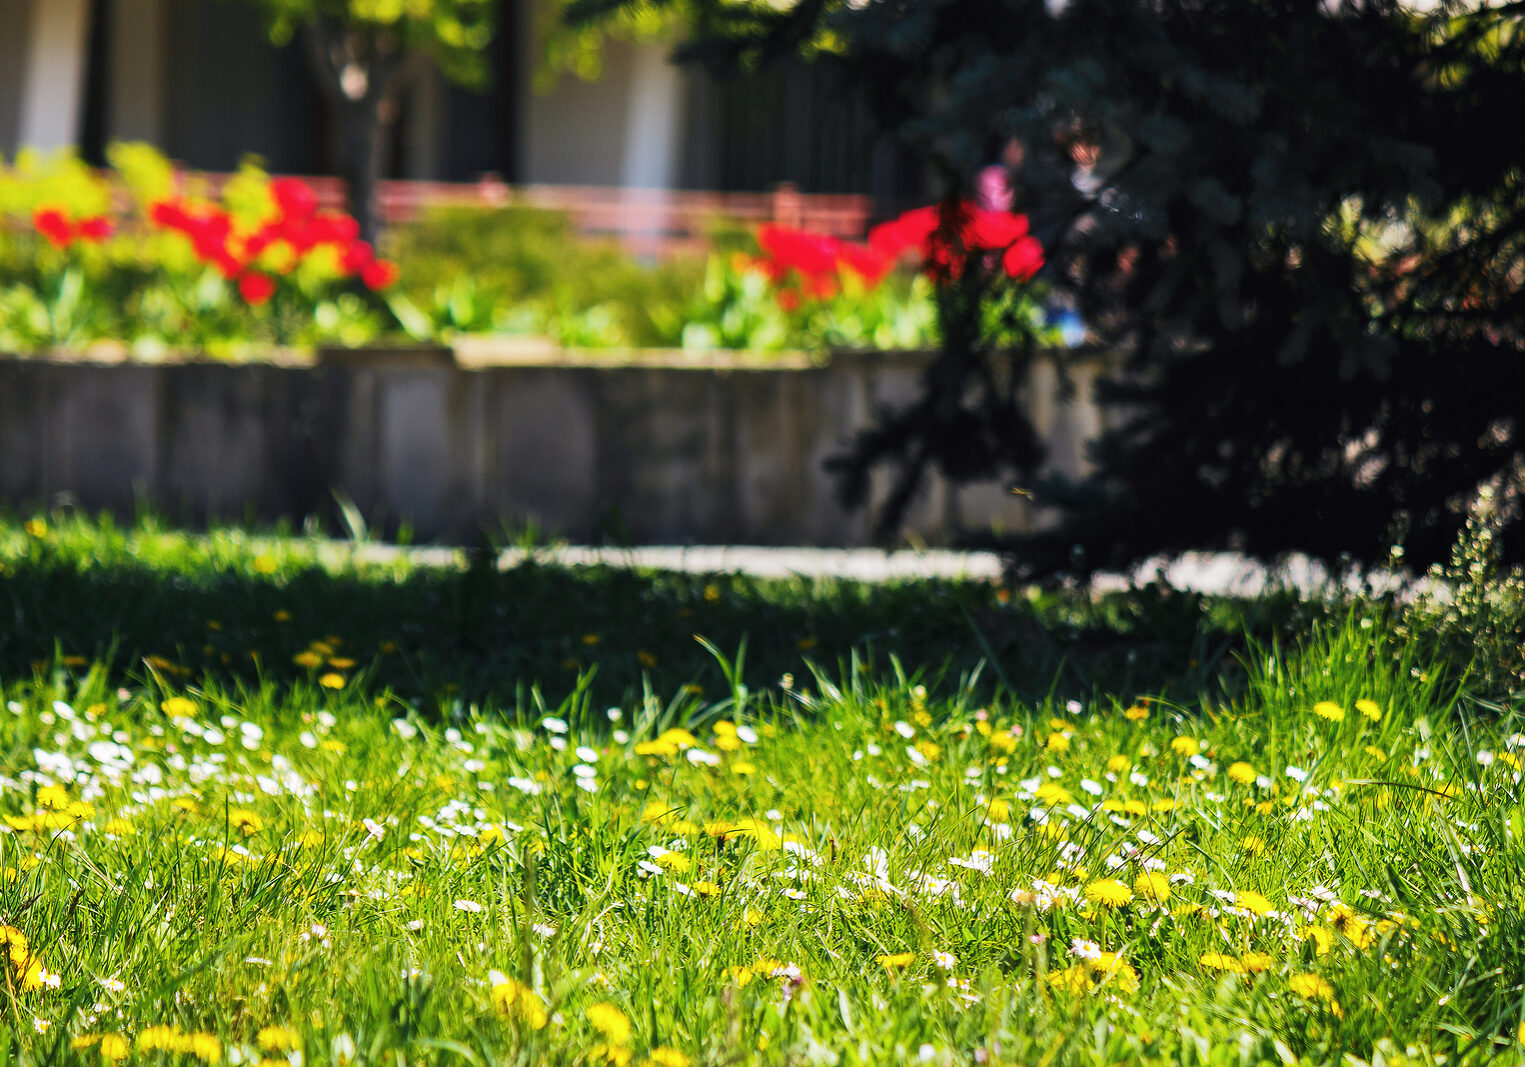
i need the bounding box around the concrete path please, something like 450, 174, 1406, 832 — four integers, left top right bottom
336, 542, 1414, 597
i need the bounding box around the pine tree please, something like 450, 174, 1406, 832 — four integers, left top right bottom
591, 0, 1525, 576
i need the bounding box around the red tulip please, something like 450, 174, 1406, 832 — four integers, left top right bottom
238, 272, 276, 305
361, 259, 399, 291
33, 208, 75, 249
76, 216, 115, 243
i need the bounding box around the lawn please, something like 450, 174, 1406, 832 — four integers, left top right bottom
0, 516, 1520, 1066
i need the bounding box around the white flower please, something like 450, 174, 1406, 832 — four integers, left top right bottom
1070, 938, 1102, 960
572, 764, 598, 778
541, 717, 569, 734
453, 899, 484, 913
686, 748, 721, 766
931, 951, 956, 970
392, 719, 418, 740
576, 746, 600, 763
1286, 765, 1309, 782
894, 721, 916, 739
736, 725, 758, 744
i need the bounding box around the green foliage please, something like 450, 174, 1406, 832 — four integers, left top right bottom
383, 205, 708, 347
246, 0, 498, 87
1403, 486, 1525, 697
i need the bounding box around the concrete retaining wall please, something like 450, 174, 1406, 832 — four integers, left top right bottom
0, 348, 1111, 545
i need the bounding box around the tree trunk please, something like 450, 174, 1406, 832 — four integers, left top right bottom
340, 97, 390, 247
303, 18, 418, 247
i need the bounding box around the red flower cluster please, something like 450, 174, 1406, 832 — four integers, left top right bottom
868, 203, 1044, 282
148, 177, 396, 304
755, 224, 890, 305
753, 203, 1043, 309
31, 207, 115, 250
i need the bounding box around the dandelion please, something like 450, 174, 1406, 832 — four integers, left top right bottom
1084, 879, 1133, 908
1227, 761, 1257, 785
586, 1003, 632, 1045
1133, 871, 1171, 903
1355, 699, 1382, 721
877, 952, 916, 970
318, 672, 346, 689
257, 1026, 299, 1051
1124, 705, 1149, 722
1199, 952, 1245, 973
160, 696, 197, 717
1235, 890, 1274, 916
1170, 736, 1200, 757
1312, 701, 1346, 722
647, 1050, 691, 1067
489, 972, 548, 1029
1289, 973, 1336, 1002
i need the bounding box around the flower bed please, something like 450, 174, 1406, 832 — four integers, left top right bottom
0, 145, 398, 357
2, 144, 1063, 360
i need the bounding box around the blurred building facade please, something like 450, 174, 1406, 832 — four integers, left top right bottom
0, 0, 924, 202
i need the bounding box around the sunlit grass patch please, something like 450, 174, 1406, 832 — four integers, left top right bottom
0, 517, 1520, 1064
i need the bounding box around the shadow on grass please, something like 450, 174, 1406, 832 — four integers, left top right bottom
0, 530, 1316, 718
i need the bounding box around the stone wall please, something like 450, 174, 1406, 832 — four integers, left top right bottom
0, 348, 1112, 545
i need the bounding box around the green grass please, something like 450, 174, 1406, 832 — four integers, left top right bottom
0, 515, 1521, 1066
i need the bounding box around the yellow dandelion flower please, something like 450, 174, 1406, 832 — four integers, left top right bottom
876, 952, 916, 970
1046, 964, 1093, 993
1311, 701, 1345, 722
1035, 782, 1074, 806
0, 926, 29, 968
586, 1003, 631, 1045
490, 974, 548, 1029
1240, 835, 1266, 855
1355, 699, 1382, 721
1106, 754, 1132, 774
985, 799, 1011, 823
1170, 736, 1200, 757
1301, 925, 1334, 955
1241, 951, 1273, 973
138, 1027, 186, 1052
292, 651, 323, 669
646, 1049, 691, 1067
1199, 952, 1246, 973
228, 809, 264, 836
1045, 732, 1071, 753
1084, 879, 1133, 908
1124, 705, 1149, 722
1226, 762, 1257, 785
1088, 953, 1140, 994
188, 1032, 222, 1063
1235, 890, 1274, 916
318, 672, 345, 690
1133, 871, 1171, 903
1288, 973, 1336, 1001
256, 1026, 299, 1052
591, 1044, 633, 1066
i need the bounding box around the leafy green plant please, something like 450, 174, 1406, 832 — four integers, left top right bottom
1403, 486, 1525, 696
